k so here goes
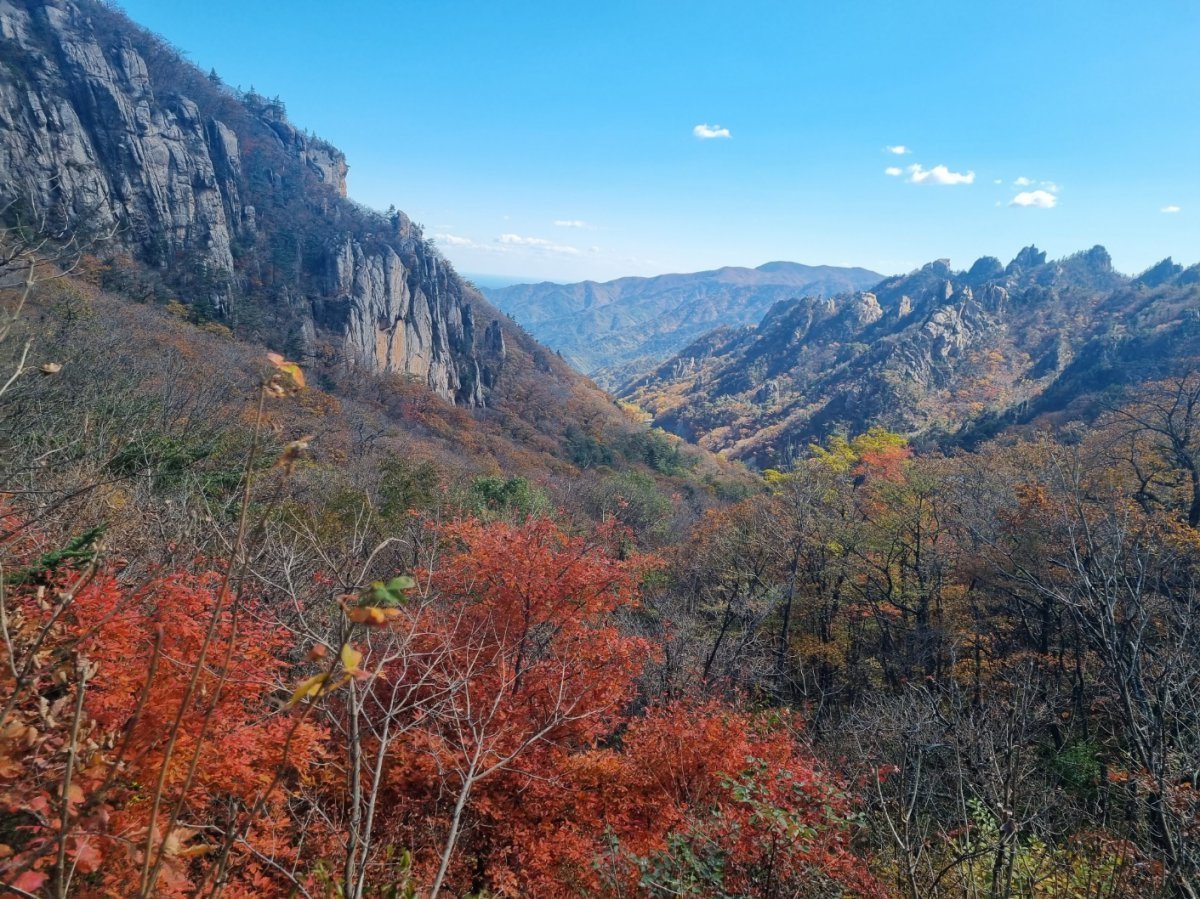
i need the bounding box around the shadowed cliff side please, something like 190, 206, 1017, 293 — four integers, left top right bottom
0, 0, 505, 405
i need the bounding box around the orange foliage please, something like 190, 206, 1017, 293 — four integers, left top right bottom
2, 511, 879, 897
333, 518, 879, 897
0, 553, 323, 896
361, 517, 654, 892
500, 700, 879, 898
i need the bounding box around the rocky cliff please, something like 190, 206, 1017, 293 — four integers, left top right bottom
481, 261, 882, 389
0, 0, 503, 404
625, 246, 1200, 466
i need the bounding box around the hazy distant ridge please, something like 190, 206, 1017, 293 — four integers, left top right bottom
481, 261, 883, 387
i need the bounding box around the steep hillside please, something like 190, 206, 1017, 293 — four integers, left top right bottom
481, 261, 882, 387
0, 0, 506, 405
625, 246, 1200, 466
0, 0, 739, 490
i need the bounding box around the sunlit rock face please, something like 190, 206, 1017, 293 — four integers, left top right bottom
0, 0, 504, 405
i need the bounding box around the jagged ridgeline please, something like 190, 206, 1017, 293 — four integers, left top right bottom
482, 262, 884, 390
0, 0, 505, 405
626, 245, 1200, 467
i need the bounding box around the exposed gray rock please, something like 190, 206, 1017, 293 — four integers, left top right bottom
755, 379, 780, 404
966, 255, 1004, 284
850, 291, 883, 325
977, 283, 1008, 313
0, 0, 236, 273
483, 319, 506, 360
263, 117, 347, 196
321, 238, 463, 397
482, 261, 884, 387
1134, 258, 1183, 288
0, 0, 498, 406
1006, 245, 1047, 275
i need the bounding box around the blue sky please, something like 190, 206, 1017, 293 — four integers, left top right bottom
119, 0, 1199, 282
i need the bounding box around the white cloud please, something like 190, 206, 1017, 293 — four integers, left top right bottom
1162, 204, 1182, 214
1010, 190, 1057, 209
554, 219, 589, 228
1012, 176, 1060, 193
884, 166, 903, 176
993, 179, 1003, 185
434, 233, 477, 248
495, 233, 580, 255
498, 233, 548, 246
434, 231, 586, 256
693, 123, 731, 139
886, 145, 911, 155
906, 163, 975, 186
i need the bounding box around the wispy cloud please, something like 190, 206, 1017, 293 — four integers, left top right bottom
554, 219, 589, 228
1162, 205, 1182, 214
693, 123, 731, 139
1012, 176, 1060, 192
497, 233, 548, 247
496, 233, 581, 255
434, 232, 585, 257
884, 166, 903, 177
886, 145, 911, 155
906, 163, 975, 186
434, 233, 477, 248
1011, 190, 1057, 209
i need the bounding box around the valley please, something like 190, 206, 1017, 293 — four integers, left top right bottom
481, 261, 881, 388
1, 1, 1198, 897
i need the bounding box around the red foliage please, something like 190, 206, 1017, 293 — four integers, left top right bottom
855, 442, 913, 485
2, 514, 878, 897
344, 518, 878, 897
364, 517, 654, 892
498, 701, 881, 897
0, 563, 323, 897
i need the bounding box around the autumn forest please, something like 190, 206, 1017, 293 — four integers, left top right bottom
5, 229, 1200, 898
2, 1, 1200, 897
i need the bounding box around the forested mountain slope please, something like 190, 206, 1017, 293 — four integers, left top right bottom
626, 246, 1200, 466
0, 0, 513, 406
482, 260, 882, 387
0, 0, 736, 492
5, 2, 1200, 897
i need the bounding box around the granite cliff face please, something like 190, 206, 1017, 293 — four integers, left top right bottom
0, 0, 502, 404
625, 246, 1200, 466
0, 0, 245, 274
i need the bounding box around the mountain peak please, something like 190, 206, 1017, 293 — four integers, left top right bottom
1069, 244, 1113, 273
1007, 245, 1047, 273
625, 244, 1195, 466
1134, 257, 1183, 288
482, 262, 883, 387
966, 256, 1005, 283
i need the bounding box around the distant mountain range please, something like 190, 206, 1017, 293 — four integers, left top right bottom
623, 247, 1200, 467
480, 262, 883, 388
